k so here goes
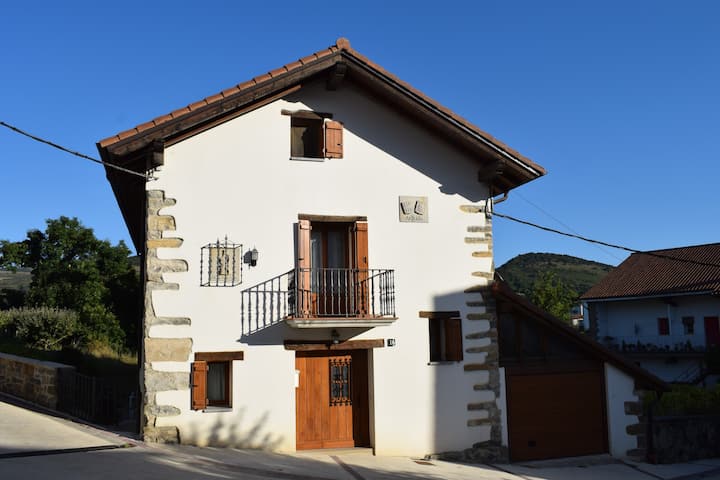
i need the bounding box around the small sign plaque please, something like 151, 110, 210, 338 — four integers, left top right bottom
399, 196, 428, 223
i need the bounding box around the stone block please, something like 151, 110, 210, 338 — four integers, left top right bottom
145, 369, 189, 392
145, 338, 192, 362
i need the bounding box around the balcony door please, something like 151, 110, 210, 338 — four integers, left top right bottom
705, 317, 720, 348
297, 218, 369, 318
311, 223, 350, 316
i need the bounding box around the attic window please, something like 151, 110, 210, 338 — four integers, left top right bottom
287, 110, 343, 160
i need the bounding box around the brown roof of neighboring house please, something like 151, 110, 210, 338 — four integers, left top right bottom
580, 243, 720, 301
492, 280, 669, 392
98, 38, 546, 250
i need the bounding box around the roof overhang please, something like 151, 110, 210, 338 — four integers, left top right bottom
97, 39, 546, 251
492, 280, 669, 392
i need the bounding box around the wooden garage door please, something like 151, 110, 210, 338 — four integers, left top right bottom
507, 369, 607, 461
295, 350, 370, 450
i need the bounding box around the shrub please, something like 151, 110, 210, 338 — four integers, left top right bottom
644, 385, 720, 416
0, 307, 79, 350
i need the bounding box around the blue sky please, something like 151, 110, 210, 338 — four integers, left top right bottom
1, 1, 718, 267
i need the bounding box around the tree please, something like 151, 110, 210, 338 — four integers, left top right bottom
0, 216, 140, 350
530, 271, 578, 324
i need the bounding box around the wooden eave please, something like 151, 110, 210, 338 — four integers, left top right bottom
491, 280, 669, 392
98, 39, 546, 250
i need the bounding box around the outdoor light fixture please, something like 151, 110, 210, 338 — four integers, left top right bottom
250, 247, 259, 267
331, 329, 340, 345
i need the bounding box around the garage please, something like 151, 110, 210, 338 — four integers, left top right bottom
492, 281, 666, 462
506, 367, 607, 461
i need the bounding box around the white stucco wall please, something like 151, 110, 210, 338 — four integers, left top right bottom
147, 81, 493, 455
604, 363, 639, 458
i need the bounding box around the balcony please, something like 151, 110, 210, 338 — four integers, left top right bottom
601, 335, 707, 358
241, 268, 396, 332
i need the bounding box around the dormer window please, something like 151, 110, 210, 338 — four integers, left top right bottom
285, 110, 343, 160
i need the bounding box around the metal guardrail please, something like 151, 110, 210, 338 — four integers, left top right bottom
241, 268, 395, 333
57, 369, 137, 426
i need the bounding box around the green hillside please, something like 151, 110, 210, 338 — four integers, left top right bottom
496, 253, 613, 298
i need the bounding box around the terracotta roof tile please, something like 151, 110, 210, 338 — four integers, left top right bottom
204, 93, 224, 104
299, 53, 319, 65
253, 73, 273, 84
236, 80, 255, 91
581, 243, 720, 300
135, 121, 157, 133
188, 99, 208, 111
269, 66, 289, 77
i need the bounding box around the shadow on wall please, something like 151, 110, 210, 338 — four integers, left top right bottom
182, 407, 284, 450
287, 91, 487, 202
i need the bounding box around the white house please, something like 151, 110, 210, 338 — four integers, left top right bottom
98, 38, 663, 461
581, 243, 720, 384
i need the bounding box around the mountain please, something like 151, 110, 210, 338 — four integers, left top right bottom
496, 253, 614, 298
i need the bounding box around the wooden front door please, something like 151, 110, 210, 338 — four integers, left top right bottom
705, 316, 720, 348
295, 350, 370, 450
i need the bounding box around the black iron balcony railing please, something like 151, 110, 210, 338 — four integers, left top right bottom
241, 268, 395, 333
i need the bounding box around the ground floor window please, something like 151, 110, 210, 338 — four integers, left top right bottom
191, 351, 244, 410
658, 317, 670, 336
421, 311, 463, 362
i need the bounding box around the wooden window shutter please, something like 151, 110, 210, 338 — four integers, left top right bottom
353, 221, 369, 316
444, 318, 463, 361
191, 361, 208, 410
297, 220, 312, 317
324, 120, 343, 158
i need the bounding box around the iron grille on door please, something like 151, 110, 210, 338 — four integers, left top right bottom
329, 357, 352, 406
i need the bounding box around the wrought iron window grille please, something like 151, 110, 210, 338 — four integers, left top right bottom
201, 237, 243, 287
329, 357, 352, 406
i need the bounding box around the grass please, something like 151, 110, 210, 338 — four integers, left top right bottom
0, 336, 137, 379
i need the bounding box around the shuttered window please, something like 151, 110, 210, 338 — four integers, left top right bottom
423, 311, 463, 362
190, 351, 244, 410
289, 113, 343, 159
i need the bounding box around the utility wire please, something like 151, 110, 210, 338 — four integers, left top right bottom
514, 191, 623, 262
493, 211, 720, 269
0, 121, 152, 180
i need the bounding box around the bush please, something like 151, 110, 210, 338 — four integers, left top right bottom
0, 307, 79, 350
644, 385, 720, 416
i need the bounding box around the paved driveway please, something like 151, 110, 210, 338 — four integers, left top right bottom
1, 397, 720, 480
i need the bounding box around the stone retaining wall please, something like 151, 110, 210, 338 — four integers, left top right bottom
0, 352, 75, 409
649, 415, 720, 463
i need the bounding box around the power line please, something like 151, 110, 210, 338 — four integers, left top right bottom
0, 121, 152, 180
514, 191, 623, 262
493, 210, 720, 269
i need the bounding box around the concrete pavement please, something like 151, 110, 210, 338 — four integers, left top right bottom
1, 396, 719, 480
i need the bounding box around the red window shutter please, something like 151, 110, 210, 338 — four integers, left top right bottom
444, 318, 463, 361
297, 220, 312, 317
324, 120, 343, 158
353, 221, 369, 316
191, 361, 208, 410
658, 317, 670, 336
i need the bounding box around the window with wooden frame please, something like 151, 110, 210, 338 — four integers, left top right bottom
286, 110, 343, 160
658, 317, 670, 336
682, 316, 695, 335
295, 215, 369, 318
421, 311, 463, 362
191, 351, 244, 410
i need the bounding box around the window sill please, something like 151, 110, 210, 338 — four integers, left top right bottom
290, 156, 325, 162
427, 361, 461, 366
202, 406, 232, 413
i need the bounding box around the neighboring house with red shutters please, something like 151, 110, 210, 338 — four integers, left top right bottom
97, 38, 661, 461
581, 243, 720, 384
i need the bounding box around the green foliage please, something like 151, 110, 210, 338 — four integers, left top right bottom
497, 252, 613, 298
644, 385, 720, 416
0, 216, 140, 351
530, 271, 578, 323
0, 307, 79, 350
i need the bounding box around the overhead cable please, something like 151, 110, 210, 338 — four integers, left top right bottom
0, 121, 152, 180
493, 211, 720, 269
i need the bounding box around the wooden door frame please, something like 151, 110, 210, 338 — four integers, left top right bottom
295, 348, 371, 450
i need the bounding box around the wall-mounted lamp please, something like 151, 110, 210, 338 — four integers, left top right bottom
250, 247, 259, 267
331, 329, 340, 345
387, 338, 396, 347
